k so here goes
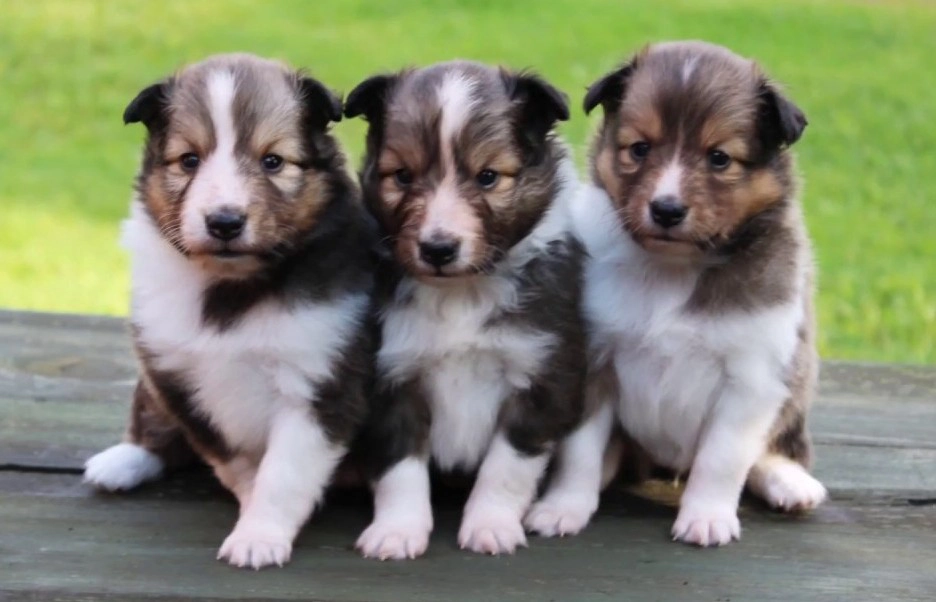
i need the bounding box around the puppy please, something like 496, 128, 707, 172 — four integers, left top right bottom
83, 53, 376, 568
574, 41, 827, 547
344, 61, 601, 559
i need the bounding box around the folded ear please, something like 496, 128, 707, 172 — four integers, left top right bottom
583, 62, 634, 116
344, 74, 397, 123
298, 76, 343, 130
503, 70, 570, 141
757, 81, 808, 149
123, 81, 171, 131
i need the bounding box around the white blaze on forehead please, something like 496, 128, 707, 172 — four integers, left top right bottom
681, 56, 700, 84
181, 68, 252, 246
437, 72, 477, 164
652, 159, 683, 200
417, 71, 481, 266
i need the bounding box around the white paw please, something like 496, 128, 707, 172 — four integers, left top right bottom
757, 463, 827, 512
523, 492, 597, 537
217, 523, 292, 570
458, 507, 527, 555
671, 502, 740, 547
84, 443, 163, 491
356, 518, 432, 560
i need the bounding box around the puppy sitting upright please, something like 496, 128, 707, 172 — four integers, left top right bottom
576, 41, 827, 546
345, 61, 592, 559
83, 54, 376, 568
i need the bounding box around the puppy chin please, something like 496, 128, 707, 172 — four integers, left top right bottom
185, 239, 266, 280
191, 253, 266, 280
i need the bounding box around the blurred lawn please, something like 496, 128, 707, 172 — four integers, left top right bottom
0, 0, 933, 363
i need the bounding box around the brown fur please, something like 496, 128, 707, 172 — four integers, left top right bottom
585, 40, 817, 470
347, 61, 568, 279
130, 54, 345, 278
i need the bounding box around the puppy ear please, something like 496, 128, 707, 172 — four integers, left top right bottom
504, 70, 570, 140
583, 63, 634, 116
123, 81, 171, 131
344, 74, 396, 123
757, 81, 807, 148
298, 76, 343, 130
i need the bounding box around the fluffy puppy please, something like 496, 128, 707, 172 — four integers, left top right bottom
344, 61, 601, 559
574, 41, 827, 547
83, 54, 377, 568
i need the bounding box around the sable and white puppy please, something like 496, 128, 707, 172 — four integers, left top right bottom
574, 41, 827, 547
83, 54, 377, 569
344, 61, 600, 559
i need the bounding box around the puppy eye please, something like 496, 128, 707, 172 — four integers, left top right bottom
261, 154, 284, 173
476, 169, 499, 189
708, 149, 732, 171
629, 141, 650, 162
393, 168, 414, 187
180, 153, 200, 171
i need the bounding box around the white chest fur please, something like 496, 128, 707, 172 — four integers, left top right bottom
124, 205, 366, 454
574, 186, 803, 472
380, 278, 556, 471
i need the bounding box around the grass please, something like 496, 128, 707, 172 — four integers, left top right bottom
0, 0, 933, 364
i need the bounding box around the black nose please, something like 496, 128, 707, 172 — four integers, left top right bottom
650, 196, 688, 228
419, 239, 460, 267
205, 210, 246, 241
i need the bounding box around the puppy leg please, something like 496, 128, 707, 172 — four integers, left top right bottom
84, 380, 194, 491
217, 407, 344, 570
672, 384, 780, 547
356, 456, 433, 560
524, 402, 614, 537
213, 456, 258, 511
747, 454, 827, 512
459, 434, 549, 555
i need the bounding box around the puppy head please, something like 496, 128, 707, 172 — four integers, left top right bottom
125, 53, 344, 279
345, 61, 569, 280
584, 41, 806, 260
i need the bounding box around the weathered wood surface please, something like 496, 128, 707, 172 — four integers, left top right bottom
1, 309, 935, 601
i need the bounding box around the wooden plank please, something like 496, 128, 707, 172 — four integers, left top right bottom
1, 472, 935, 602
2, 310, 936, 600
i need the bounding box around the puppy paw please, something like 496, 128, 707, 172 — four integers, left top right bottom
84, 443, 163, 491
523, 492, 597, 537
356, 518, 432, 560
217, 524, 292, 570
671, 503, 740, 547
756, 462, 827, 512
458, 507, 527, 555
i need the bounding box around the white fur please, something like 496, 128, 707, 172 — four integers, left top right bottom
356, 457, 434, 560
369, 156, 580, 557
84, 442, 164, 491
379, 157, 579, 472
124, 204, 365, 568
652, 160, 682, 201
681, 56, 699, 83
572, 183, 812, 546
458, 434, 548, 555
218, 408, 344, 569
748, 454, 827, 511
180, 69, 253, 248
437, 73, 477, 158
524, 402, 614, 537
125, 204, 367, 456
420, 73, 479, 267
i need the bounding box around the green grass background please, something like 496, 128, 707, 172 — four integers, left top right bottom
1, 0, 933, 363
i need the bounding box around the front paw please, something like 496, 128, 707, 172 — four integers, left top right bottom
458, 507, 527, 555
523, 492, 597, 537
671, 502, 740, 547
356, 518, 432, 561
217, 523, 292, 570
